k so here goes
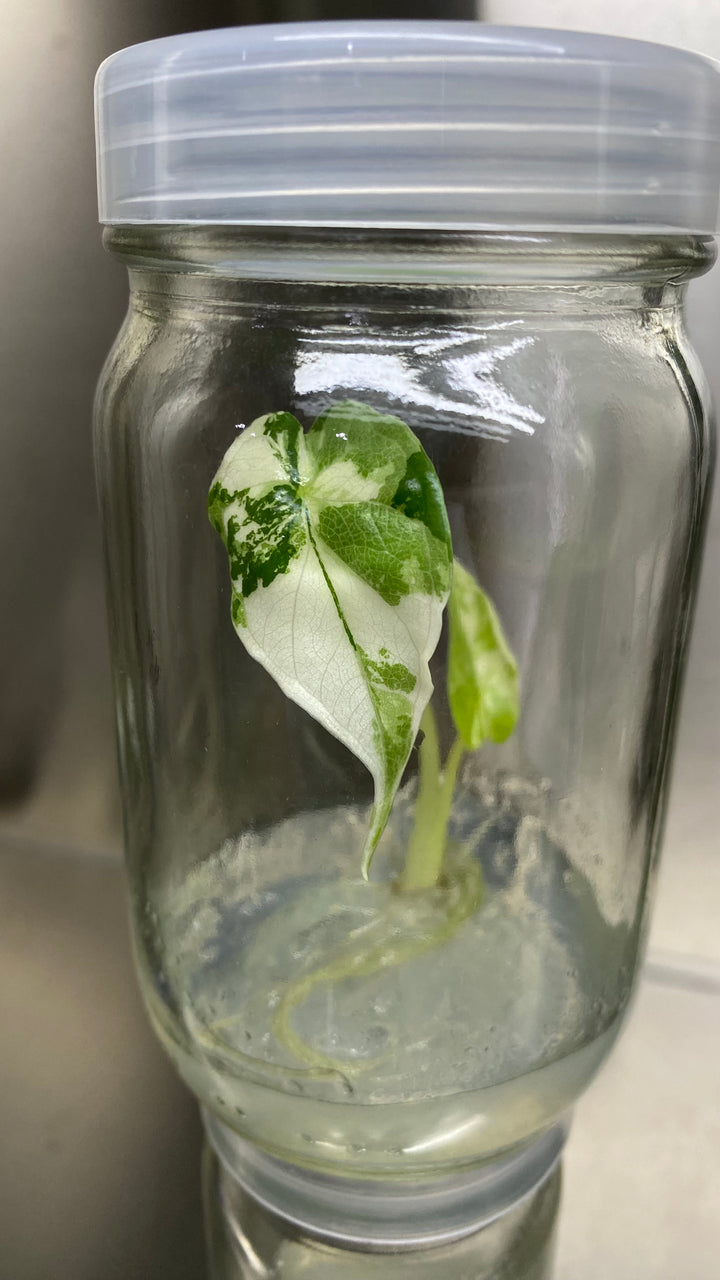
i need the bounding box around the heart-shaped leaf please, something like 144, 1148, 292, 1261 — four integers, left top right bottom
208, 401, 453, 874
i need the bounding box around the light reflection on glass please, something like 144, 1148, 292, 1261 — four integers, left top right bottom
294, 327, 542, 438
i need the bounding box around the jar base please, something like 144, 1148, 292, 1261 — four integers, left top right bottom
203, 1108, 567, 1251
202, 1133, 563, 1279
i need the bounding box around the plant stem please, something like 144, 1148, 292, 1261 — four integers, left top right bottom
399, 704, 465, 892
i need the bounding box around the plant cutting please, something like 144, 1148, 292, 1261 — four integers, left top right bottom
208, 401, 519, 1072
208, 400, 519, 893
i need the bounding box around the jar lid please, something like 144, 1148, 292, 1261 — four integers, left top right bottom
95, 21, 720, 233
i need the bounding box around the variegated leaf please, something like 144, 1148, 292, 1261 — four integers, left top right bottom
208, 401, 452, 873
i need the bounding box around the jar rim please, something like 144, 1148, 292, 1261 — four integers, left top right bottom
104, 225, 716, 289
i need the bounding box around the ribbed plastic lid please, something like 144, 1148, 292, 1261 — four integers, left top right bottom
95, 21, 720, 233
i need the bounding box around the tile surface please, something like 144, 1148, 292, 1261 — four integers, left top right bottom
556, 972, 720, 1280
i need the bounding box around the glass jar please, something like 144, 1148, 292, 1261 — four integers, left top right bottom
95, 222, 713, 1169
94, 19, 720, 1246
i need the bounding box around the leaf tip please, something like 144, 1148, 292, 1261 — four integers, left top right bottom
360, 800, 389, 879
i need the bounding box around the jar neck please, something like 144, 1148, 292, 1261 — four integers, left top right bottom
104, 225, 715, 288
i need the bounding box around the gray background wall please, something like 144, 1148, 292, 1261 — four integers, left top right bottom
0, 0, 234, 848
1, 0, 717, 959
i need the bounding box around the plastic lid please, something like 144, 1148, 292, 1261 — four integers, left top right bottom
95, 21, 720, 233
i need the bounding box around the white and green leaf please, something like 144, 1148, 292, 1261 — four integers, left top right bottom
208, 401, 453, 874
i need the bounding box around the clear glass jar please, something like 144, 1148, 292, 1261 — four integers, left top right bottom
94, 225, 713, 1179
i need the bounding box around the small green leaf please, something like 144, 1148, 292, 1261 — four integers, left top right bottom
208, 402, 453, 874
447, 560, 519, 750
